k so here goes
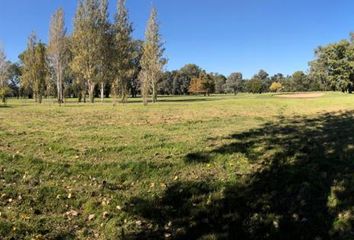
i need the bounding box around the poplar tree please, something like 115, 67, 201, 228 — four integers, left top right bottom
139, 7, 166, 105
48, 8, 67, 104
21, 33, 48, 103
112, 0, 134, 104
71, 0, 108, 103
0, 48, 10, 104
97, 0, 112, 102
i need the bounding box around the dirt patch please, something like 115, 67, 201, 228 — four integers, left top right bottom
276, 93, 325, 99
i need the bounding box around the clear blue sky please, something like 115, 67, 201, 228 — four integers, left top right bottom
0, 0, 353, 78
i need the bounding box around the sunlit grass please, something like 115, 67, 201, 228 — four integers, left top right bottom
1, 92, 354, 239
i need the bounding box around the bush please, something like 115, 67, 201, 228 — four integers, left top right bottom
269, 82, 282, 92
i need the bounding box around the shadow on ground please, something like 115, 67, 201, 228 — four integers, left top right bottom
126, 111, 354, 239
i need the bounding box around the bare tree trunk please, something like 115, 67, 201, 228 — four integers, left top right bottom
152, 82, 157, 103
121, 84, 128, 103
88, 81, 95, 103
100, 82, 104, 102
38, 93, 42, 104
112, 81, 118, 106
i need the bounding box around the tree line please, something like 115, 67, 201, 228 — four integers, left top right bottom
0, 0, 165, 105
0, 0, 353, 105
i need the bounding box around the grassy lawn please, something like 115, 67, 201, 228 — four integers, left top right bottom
1, 93, 354, 239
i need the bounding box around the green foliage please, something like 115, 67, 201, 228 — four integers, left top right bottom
139, 7, 166, 105
71, 0, 109, 103
247, 70, 269, 94
225, 72, 243, 94
310, 39, 354, 93
291, 71, 308, 92
112, 0, 135, 104
20, 33, 48, 103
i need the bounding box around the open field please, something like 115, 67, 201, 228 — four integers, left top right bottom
275, 92, 325, 98
1, 93, 354, 239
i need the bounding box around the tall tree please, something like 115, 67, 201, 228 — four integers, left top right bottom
0, 48, 10, 103
8, 63, 21, 98
129, 40, 143, 98
139, 7, 166, 105
21, 33, 48, 103
97, 0, 112, 102
112, 0, 134, 104
310, 40, 354, 93
48, 8, 67, 104
71, 0, 108, 103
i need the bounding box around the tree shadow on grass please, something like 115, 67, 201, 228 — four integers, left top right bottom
126, 111, 354, 239
157, 97, 219, 103
184, 152, 211, 164
0, 104, 11, 108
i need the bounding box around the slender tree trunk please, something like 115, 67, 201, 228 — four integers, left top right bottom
121, 84, 128, 103
83, 89, 86, 103
38, 93, 42, 104
112, 81, 119, 106
143, 96, 148, 106
57, 70, 62, 105
88, 81, 95, 103
152, 82, 157, 103
100, 82, 104, 102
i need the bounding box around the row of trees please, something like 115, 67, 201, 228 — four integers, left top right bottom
0, 0, 165, 105
157, 66, 318, 95
158, 33, 354, 96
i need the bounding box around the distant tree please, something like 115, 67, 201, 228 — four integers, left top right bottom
178, 64, 203, 94
225, 72, 243, 94
112, 0, 134, 104
180, 64, 202, 79
21, 33, 48, 103
139, 7, 166, 105
270, 73, 285, 84
269, 82, 282, 92
189, 76, 206, 95
257, 69, 269, 80
247, 70, 269, 93
202, 73, 215, 95
212, 73, 227, 94
291, 71, 308, 92
247, 78, 263, 93
48, 8, 68, 104
159, 71, 174, 95
0, 48, 10, 103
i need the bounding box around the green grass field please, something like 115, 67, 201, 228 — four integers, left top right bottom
1, 93, 354, 239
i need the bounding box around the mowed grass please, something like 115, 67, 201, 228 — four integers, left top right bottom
1, 93, 354, 239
